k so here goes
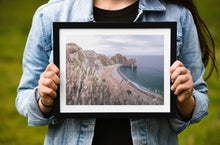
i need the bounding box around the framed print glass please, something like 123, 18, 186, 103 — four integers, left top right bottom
53, 22, 176, 118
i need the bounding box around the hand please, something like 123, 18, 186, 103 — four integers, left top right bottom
38, 63, 60, 114
170, 60, 195, 120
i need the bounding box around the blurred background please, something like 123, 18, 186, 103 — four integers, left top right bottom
0, 0, 219, 144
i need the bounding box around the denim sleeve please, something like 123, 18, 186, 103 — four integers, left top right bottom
16, 8, 55, 126
169, 9, 209, 134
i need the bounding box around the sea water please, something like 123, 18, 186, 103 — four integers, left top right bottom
119, 55, 164, 96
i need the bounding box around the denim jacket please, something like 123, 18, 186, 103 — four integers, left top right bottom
16, 0, 209, 145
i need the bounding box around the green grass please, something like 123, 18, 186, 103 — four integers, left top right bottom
0, 0, 219, 145
0, 1, 48, 145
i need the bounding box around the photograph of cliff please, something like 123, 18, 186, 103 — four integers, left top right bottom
66, 35, 164, 105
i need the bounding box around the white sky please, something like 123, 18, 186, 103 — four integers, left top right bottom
66, 35, 164, 56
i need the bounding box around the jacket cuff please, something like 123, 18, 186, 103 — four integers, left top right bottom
190, 89, 209, 123
169, 89, 208, 134
24, 87, 55, 126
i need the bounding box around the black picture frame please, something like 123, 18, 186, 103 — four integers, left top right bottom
53, 22, 176, 118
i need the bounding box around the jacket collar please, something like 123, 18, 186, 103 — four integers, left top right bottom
69, 0, 166, 22
139, 0, 166, 11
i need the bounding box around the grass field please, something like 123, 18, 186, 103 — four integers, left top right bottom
0, 0, 219, 145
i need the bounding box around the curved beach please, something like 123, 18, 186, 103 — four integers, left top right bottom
101, 64, 163, 105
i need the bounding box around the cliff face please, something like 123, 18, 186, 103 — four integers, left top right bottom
66, 43, 135, 68
66, 43, 110, 105
66, 43, 162, 105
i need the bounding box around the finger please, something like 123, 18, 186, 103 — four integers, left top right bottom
171, 67, 188, 82
46, 63, 59, 75
171, 74, 188, 91
40, 71, 46, 79
174, 80, 193, 95
38, 84, 57, 99
40, 78, 58, 91
44, 71, 60, 85
170, 60, 184, 75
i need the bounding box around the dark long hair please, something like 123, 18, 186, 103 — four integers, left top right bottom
162, 0, 217, 80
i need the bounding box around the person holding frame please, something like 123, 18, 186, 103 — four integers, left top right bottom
16, 0, 217, 145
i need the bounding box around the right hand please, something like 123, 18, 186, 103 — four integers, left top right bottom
38, 63, 60, 114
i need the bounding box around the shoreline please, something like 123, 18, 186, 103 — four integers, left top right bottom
117, 65, 163, 99
102, 64, 164, 105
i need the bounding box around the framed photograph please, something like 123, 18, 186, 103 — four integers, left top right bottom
53, 22, 176, 118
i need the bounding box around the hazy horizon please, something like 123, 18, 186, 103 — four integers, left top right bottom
66, 35, 164, 56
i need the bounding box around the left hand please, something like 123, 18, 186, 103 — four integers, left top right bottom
170, 60, 195, 119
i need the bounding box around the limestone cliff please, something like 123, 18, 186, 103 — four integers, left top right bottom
66, 43, 110, 105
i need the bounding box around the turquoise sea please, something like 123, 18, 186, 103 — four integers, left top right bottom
119, 55, 164, 95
